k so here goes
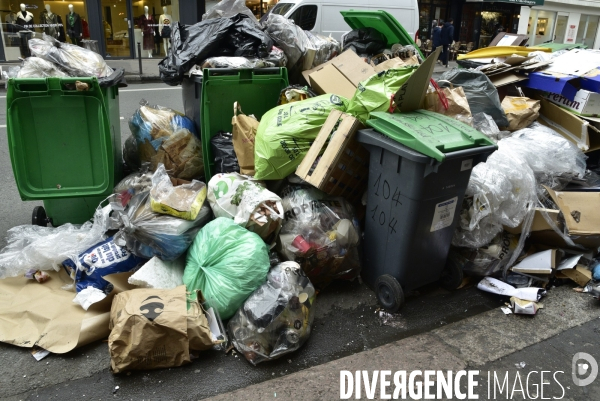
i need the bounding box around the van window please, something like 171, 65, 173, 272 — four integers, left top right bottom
271, 2, 295, 16
289, 5, 318, 31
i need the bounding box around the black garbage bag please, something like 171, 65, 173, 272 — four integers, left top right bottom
159, 14, 273, 86
439, 69, 509, 127
342, 27, 387, 56
210, 131, 240, 174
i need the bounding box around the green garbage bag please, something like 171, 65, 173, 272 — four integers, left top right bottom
346, 67, 417, 123
254, 94, 349, 180
184, 217, 270, 319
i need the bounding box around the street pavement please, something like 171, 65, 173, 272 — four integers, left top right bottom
0, 78, 598, 401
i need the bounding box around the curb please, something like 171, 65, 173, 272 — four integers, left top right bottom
204, 285, 600, 401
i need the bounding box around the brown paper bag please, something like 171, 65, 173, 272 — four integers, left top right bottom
232, 102, 259, 176
424, 81, 472, 118
501, 96, 541, 131
108, 285, 214, 373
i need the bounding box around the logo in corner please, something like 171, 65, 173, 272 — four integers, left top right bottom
139, 296, 164, 321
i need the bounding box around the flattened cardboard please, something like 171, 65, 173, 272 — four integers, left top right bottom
511, 249, 557, 275
308, 64, 358, 99
545, 90, 600, 117
393, 47, 441, 112
0, 270, 127, 353
524, 49, 600, 100
560, 265, 592, 287
545, 186, 600, 236
504, 208, 560, 234
537, 97, 600, 152
489, 72, 528, 87
489, 33, 529, 47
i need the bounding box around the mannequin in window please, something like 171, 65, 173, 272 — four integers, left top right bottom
66, 4, 83, 46
40, 5, 60, 39
158, 6, 172, 56
56, 14, 66, 42
139, 6, 154, 58
16, 3, 33, 29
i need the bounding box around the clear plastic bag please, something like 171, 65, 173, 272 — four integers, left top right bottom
306, 31, 340, 68
149, 164, 207, 221
113, 191, 212, 261
264, 14, 314, 70
113, 167, 154, 209
0, 203, 111, 279
472, 112, 511, 143
129, 100, 203, 180
200, 56, 275, 69
16, 56, 68, 78
228, 261, 316, 365
499, 123, 586, 191
449, 231, 519, 277
278, 185, 361, 288
29, 33, 113, 78
202, 0, 258, 23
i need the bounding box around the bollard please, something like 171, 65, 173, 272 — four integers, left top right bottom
137, 42, 143, 75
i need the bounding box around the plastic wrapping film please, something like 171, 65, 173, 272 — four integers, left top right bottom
159, 15, 273, 85
449, 231, 520, 277
29, 33, 113, 78
129, 100, 203, 180
264, 14, 314, 70
472, 112, 511, 143
200, 56, 276, 69
16, 56, 68, 78
183, 217, 270, 320
498, 123, 586, 193
278, 185, 361, 289
305, 31, 341, 69
113, 191, 212, 261
0, 202, 112, 279
202, 0, 258, 22
229, 261, 316, 365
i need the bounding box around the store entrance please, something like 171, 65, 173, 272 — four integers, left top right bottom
100, 0, 133, 58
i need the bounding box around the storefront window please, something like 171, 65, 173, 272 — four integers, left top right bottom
527, 10, 556, 46
554, 15, 568, 44
130, 0, 179, 58
0, 1, 89, 61
576, 14, 599, 47
246, 0, 279, 19
418, 4, 431, 42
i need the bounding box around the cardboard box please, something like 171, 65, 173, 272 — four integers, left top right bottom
504, 208, 560, 235
558, 265, 593, 286
545, 187, 600, 236
511, 249, 558, 275
303, 50, 376, 98
544, 90, 600, 117
295, 110, 368, 202
537, 97, 600, 152
524, 49, 600, 100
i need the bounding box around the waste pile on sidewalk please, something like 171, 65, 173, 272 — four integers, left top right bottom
1, 0, 600, 375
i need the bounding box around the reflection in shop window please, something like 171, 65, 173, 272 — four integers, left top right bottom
1, 1, 89, 61
132, 0, 179, 58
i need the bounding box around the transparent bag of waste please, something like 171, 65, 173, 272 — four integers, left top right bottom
28, 33, 113, 78
472, 112, 511, 143
16, 56, 68, 78
228, 261, 316, 365
0, 203, 111, 278
202, 0, 257, 23
306, 31, 340, 68
264, 14, 314, 69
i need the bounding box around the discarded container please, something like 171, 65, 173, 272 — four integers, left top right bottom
181, 75, 202, 137
201, 68, 289, 179
6, 77, 122, 226
357, 123, 496, 312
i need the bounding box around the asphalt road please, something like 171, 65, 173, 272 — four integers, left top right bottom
0, 82, 504, 400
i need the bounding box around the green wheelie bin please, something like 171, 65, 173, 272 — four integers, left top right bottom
6, 76, 122, 226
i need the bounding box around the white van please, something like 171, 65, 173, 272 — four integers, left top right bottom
261, 0, 419, 42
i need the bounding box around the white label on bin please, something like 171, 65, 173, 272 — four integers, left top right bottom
430, 197, 458, 232
461, 159, 473, 171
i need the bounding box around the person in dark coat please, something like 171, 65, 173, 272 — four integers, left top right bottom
440, 18, 454, 67
432, 20, 442, 62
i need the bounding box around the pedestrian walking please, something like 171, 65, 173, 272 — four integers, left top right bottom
441, 18, 454, 67
432, 20, 442, 63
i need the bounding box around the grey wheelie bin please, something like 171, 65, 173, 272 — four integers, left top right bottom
357, 110, 497, 312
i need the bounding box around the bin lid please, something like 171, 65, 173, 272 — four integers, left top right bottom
6, 77, 114, 200
341, 10, 416, 49
366, 110, 496, 162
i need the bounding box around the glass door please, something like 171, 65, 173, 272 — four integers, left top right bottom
554, 15, 568, 44
101, 0, 133, 58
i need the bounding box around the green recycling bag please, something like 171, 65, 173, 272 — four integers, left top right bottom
254, 94, 349, 180
184, 217, 269, 319
346, 67, 417, 123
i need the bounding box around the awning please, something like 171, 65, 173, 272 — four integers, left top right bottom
467, 0, 544, 5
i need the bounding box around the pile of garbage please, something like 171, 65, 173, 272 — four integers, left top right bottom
1, 0, 600, 376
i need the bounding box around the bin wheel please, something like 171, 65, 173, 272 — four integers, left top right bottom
376, 275, 405, 313
32, 206, 47, 227
440, 259, 464, 291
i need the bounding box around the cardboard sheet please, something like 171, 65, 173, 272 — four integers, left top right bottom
511, 249, 557, 275
0, 271, 132, 354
